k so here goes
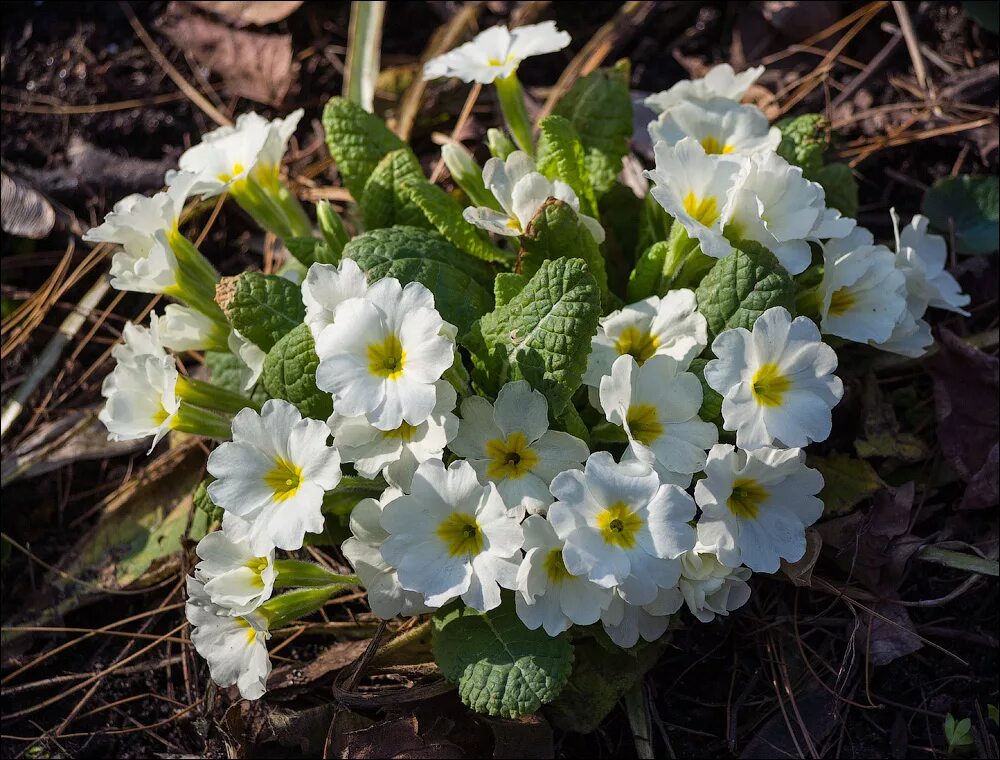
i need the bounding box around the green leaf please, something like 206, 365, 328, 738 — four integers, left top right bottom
635, 190, 673, 261
343, 226, 494, 333
536, 115, 598, 218
432, 599, 574, 718
470, 257, 601, 414
360, 148, 433, 230
815, 162, 859, 219
322, 96, 409, 200
262, 324, 333, 420
687, 358, 723, 423
922, 174, 999, 255
775, 113, 828, 180
219, 272, 305, 352
988, 704, 999, 726
403, 180, 511, 264
808, 453, 883, 516
554, 403, 590, 447
193, 477, 222, 523
627, 221, 699, 302
520, 199, 609, 306
695, 241, 797, 342
494, 272, 529, 308
205, 351, 269, 405
545, 633, 668, 734
553, 60, 632, 196
285, 236, 333, 268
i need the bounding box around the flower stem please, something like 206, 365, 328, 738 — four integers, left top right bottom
274, 559, 359, 588
171, 403, 234, 440
494, 73, 534, 156
176, 376, 259, 415
259, 584, 353, 629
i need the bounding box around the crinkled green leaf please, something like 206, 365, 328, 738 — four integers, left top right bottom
193, 477, 222, 523
262, 324, 333, 420
322, 96, 409, 200
360, 148, 433, 230
520, 199, 609, 305
536, 115, 598, 218
553, 60, 632, 196
404, 181, 511, 264
687, 357, 723, 423
221, 272, 305, 352
469, 257, 601, 415
922, 174, 999, 255
432, 599, 574, 718
695, 241, 796, 342
205, 350, 269, 404
344, 226, 494, 333
815, 162, 859, 219
493, 272, 529, 308
808, 453, 883, 516
776, 113, 828, 180
627, 221, 698, 302
285, 236, 333, 268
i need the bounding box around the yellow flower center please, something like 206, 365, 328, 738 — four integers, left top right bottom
700, 135, 735, 155
217, 161, 245, 183
683, 191, 720, 226
828, 287, 856, 317
153, 402, 170, 426
485, 431, 539, 480
505, 217, 522, 231
382, 421, 419, 442
245, 557, 269, 588
262, 457, 304, 502
596, 501, 643, 549
727, 477, 768, 519
614, 325, 659, 364
367, 334, 406, 379
544, 548, 571, 583
236, 616, 259, 644
488, 54, 517, 67
626, 404, 662, 446
751, 362, 792, 407
436, 513, 483, 557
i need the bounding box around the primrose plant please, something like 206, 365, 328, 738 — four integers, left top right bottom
90, 22, 970, 720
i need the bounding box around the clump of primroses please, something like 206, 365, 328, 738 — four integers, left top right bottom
91, 22, 970, 702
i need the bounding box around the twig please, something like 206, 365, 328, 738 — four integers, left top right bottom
891, 2, 935, 102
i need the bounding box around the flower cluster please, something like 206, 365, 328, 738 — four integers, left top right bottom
90, 22, 970, 712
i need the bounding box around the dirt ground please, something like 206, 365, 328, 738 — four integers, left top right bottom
1, 2, 997, 757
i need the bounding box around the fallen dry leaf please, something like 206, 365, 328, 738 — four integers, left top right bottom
1, 171, 55, 239
182, 0, 303, 27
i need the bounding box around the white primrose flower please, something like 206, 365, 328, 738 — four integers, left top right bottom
583, 290, 707, 392
227, 329, 266, 391
463, 151, 605, 242
99, 354, 179, 449
819, 226, 908, 343
423, 21, 570, 84
186, 575, 271, 700
677, 550, 752, 623
704, 307, 843, 450
547, 452, 696, 605
176, 110, 304, 196
329, 380, 458, 491
599, 355, 718, 488
302, 259, 370, 341
874, 312, 933, 358
694, 444, 823, 573
645, 63, 765, 112
515, 515, 614, 636
108, 229, 181, 295
158, 304, 227, 352
315, 278, 455, 431
449, 380, 589, 517
109, 319, 169, 368
648, 97, 780, 158
600, 587, 682, 649
645, 138, 744, 260
207, 399, 342, 554
342, 487, 436, 619
194, 531, 276, 616
379, 458, 524, 612
727, 151, 855, 275
893, 210, 970, 316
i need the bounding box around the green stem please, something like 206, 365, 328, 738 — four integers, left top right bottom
259, 585, 351, 629
231, 178, 294, 240
495, 73, 534, 156
167, 280, 227, 325
176, 376, 259, 415
917, 546, 999, 577
274, 182, 314, 239
171, 403, 234, 440
274, 559, 359, 588
316, 200, 348, 260
168, 231, 220, 285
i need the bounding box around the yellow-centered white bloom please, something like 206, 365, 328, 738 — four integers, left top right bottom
583, 290, 707, 394
514, 515, 613, 636
820, 226, 908, 343
694, 444, 823, 573
186, 575, 271, 700
194, 531, 276, 616
98, 354, 179, 449
600, 587, 683, 649
302, 259, 370, 342
423, 22, 570, 84
176, 110, 304, 197
599, 355, 718, 488
547, 452, 696, 605
645, 63, 765, 112
315, 277, 455, 431
704, 307, 843, 449
379, 459, 524, 611
645, 138, 745, 259
677, 549, 752, 623
342, 487, 436, 619
648, 97, 780, 158
207, 399, 342, 554
329, 380, 458, 491
450, 380, 589, 517
463, 150, 605, 242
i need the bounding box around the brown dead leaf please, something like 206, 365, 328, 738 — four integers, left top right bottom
160, 10, 296, 105
1, 171, 55, 239
330, 715, 464, 759
484, 714, 553, 759
182, 0, 303, 27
